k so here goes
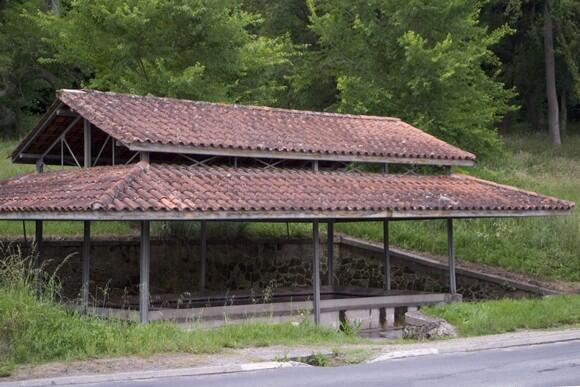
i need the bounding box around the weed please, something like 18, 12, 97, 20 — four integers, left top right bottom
340, 318, 362, 336
423, 295, 580, 336
0, 250, 363, 375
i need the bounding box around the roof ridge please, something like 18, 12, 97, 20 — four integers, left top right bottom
59, 89, 402, 122
91, 162, 148, 210
454, 174, 576, 207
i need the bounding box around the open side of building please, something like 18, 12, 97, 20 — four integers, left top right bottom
0, 89, 574, 328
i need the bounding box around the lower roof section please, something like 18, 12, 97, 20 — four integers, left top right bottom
0, 162, 574, 221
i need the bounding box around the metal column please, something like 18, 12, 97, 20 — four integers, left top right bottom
81, 222, 91, 313
34, 160, 44, 268
82, 119, 91, 312
312, 221, 321, 326
139, 220, 150, 324
200, 221, 207, 291
327, 221, 334, 286
83, 119, 91, 168
383, 220, 391, 290
34, 221, 43, 268
447, 218, 457, 294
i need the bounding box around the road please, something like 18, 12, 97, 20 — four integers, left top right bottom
85, 340, 580, 387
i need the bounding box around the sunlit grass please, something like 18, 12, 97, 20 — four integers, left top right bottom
0, 250, 363, 375
424, 295, 580, 336
338, 133, 580, 282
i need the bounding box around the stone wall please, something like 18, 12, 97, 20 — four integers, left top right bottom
7, 237, 537, 301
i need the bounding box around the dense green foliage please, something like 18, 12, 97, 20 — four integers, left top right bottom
3, 0, 578, 153
306, 0, 514, 156
38, 0, 294, 105
483, 0, 580, 132
425, 294, 580, 336
0, 251, 362, 375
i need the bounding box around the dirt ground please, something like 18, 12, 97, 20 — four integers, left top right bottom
2, 344, 381, 381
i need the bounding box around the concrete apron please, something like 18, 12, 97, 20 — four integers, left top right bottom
80, 290, 460, 330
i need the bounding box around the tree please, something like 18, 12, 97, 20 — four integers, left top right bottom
544, 0, 561, 145
305, 0, 516, 157
38, 0, 294, 106
0, 0, 78, 137
482, 0, 580, 140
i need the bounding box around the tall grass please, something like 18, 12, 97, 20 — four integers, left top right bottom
0, 248, 361, 375
338, 133, 580, 282
424, 295, 580, 336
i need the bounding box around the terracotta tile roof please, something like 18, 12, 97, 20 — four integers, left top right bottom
0, 163, 572, 219
45, 89, 475, 165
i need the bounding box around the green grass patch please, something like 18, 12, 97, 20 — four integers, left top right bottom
423, 295, 580, 336
337, 133, 580, 282
0, 251, 362, 375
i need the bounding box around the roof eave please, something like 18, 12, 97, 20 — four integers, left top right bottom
0, 208, 571, 221
10, 99, 64, 162
128, 142, 477, 167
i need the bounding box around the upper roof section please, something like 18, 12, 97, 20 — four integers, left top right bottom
12, 89, 476, 166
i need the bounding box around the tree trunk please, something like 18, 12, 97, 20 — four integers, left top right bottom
560, 92, 567, 133
544, 0, 561, 145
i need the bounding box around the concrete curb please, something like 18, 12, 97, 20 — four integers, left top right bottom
368, 328, 580, 363
0, 361, 307, 387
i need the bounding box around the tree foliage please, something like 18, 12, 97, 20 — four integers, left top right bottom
38, 0, 294, 105
305, 0, 516, 156
1, 0, 579, 155
0, 0, 79, 136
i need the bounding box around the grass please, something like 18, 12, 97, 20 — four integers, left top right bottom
1, 133, 579, 281
424, 294, 580, 336
337, 133, 580, 282
0, 250, 363, 376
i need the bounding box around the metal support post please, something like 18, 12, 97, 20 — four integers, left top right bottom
312, 221, 321, 325
83, 119, 91, 168
200, 221, 207, 291
327, 221, 334, 286
447, 218, 457, 294
139, 220, 150, 324
34, 159, 44, 268
384, 220, 391, 290
81, 221, 91, 313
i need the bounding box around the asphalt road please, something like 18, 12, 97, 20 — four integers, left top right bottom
94, 340, 580, 387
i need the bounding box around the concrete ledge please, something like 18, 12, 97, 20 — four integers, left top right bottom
86, 291, 455, 325
368, 328, 580, 363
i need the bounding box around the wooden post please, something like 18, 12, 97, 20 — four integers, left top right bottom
200, 221, 207, 291
313, 160, 319, 172
312, 221, 321, 326
383, 220, 391, 290
81, 221, 91, 313
447, 218, 456, 294
139, 220, 150, 324
327, 221, 334, 286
